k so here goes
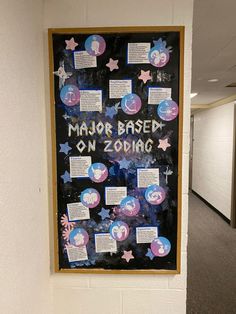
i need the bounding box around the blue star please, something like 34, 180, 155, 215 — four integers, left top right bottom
59, 142, 72, 155
109, 166, 116, 176
153, 38, 165, 48
146, 248, 155, 260
61, 171, 72, 183
118, 157, 131, 170
105, 106, 117, 119
64, 104, 80, 116
98, 207, 110, 220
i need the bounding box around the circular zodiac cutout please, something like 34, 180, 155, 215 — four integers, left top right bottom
151, 237, 171, 257
109, 221, 129, 241
121, 93, 142, 115
69, 228, 89, 247
157, 99, 179, 121
80, 188, 100, 208
120, 196, 140, 217
85, 35, 106, 56
148, 47, 170, 67
145, 184, 166, 205
88, 163, 108, 183
148, 39, 171, 68
60, 84, 80, 107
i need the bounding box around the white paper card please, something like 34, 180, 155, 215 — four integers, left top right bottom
105, 187, 127, 205
95, 233, 117, 253
127, 43, 151, 64
136, 227, 158, 244
74, 51, 97, 69
109, 80, 132, 99
137, 168, 160, 188
80, 90, 102, 112
67, 202, 90, 221
148, 87, 172, 105
69, 156, 91, 178
66, 246, 88, 262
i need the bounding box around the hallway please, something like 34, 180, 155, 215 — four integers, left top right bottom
187, 193, 236, 314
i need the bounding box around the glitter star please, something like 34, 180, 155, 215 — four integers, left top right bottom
61, 171, 72, 183
138, 70, 152, 84
106, 58, 119, 71
59, 142, 72, 155
98, 208, 110, 220
158, 138, 171, 151
122, 250, 134, 262
65, 37, 78, 51
145, 248, 155, 260
118, 158, 131, 170
105, 106, 118, 119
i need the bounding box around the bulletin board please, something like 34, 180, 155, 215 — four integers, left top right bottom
48, 26, 184, 274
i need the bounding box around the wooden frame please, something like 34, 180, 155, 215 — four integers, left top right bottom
48, 26, 184, 274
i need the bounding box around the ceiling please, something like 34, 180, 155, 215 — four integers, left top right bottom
191, 0, 236, 106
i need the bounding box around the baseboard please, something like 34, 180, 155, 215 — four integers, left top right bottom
191, 190, 231, 224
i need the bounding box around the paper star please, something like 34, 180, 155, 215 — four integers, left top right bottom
98, 208, 110, 220
138, 70, 152, 84
158, 138, 171, 151
61, 171, 72, 183
105, 106, 118, 118
59, 142, 72, 155
106, 58, 119, 71
122, 250, 134, 263
146, 248, 155, 260
65, 37, 78, 51
118, 158, 131, 170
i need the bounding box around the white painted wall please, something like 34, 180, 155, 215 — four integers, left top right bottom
0, 0, 52, 313
192, 103, 235, 219
44, 1, 193, 314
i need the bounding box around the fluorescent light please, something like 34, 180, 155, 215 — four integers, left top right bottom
208, 78, 219, 82
190, 93, 198, 99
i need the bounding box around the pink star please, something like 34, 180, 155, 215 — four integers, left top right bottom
122, 250, 134, 262
138, 70, 152, 84
65, 37, 78, 51
106, 58, 119, 71
158, 138, 171, 151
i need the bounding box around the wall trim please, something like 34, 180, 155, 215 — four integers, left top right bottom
191, 94, 236, 113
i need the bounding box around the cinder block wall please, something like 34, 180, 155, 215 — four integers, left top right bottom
192, 102, 235, 220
